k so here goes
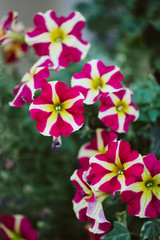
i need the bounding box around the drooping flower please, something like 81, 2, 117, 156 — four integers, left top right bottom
98, 88, 139, 133
9, 56, 51, 107
25, 10, 90, 69
0, 11, 28, 63
88, 140, 143, 195
85, 224, 105, 240
120, 153, 160, 218
29, 81, 84, 137
71, 60, 123, 105
0, 214, 37, 240
78, 128, 117, 170
71, 169, 111, 235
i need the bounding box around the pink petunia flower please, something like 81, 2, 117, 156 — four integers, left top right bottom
25, 10, 90, 69
29, 81, 85, 137
9, 56, 51, 107
0, 214, 37, 240
120, 153, 160, 218
71, 169, 111, 235
71, 60, 123, 104
78, 128, 117, 170
98, 88, 139, 133
0, 11, 28, 63
88, 140, 143, 195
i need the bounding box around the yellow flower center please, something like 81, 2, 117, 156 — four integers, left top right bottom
115, 101, 128, 113
50, 28, 65, 43
54, 104, 62, 111
91, 77, 104, 90
117, 169, 124, 175
145, 180, 154, 188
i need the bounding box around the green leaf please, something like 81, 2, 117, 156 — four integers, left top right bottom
103, 222, 131, 240
148, 109, 159, 122
115, 211, 127, 226
140, 219, 160, 240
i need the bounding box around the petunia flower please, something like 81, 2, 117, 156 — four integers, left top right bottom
78, 128, 117, 170
98, 88, 139, 133
29, 81, 84, 137
25, 10, 90, 69
71, 169, 111, 235
9, 56, 51, 107
0, 214, 37, 240
0, 11, 28, 63
0, 11, 18, 44
120, 153, 160, 218
71, 59, 123, 104
88, 140, 143, 195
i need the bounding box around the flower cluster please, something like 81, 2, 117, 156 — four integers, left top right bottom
8, 9, 139, 139
0, 11, 28, 63
0, 214, 37, 240
71, 130, 160, 238
5, 8, 159, 240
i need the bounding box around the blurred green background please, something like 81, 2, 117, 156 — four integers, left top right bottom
0, 0, 160, 239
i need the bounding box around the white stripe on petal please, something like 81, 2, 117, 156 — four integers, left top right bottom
139, 191, 152, 217
63, 35, 90, 59
101, 84, 122, 93
49, 42, 62, 68
62, 93, 84, 109
25, 32, 51, 45
109, 93, 120, 104
14, 215, 23, 233
98, 107, 117, 119
29, 104, 54, 112
84, 89, 99, 105
96, 129, 104, 151
117, 112, 126, 132
89, 60, 100, 80
71, 170, 91, 195
49, 81, 60, 104
90, 156, 117, 172
73, 198, 88, 219
123, 154, 143, 170
71, 77, 92, 89
92, 172, 117, 191
43, 10, 59, 32
101, 66, 120, 83
125, 182, 144, 192
60, 110, 82, 131
60, 11, 85, 34
125, 106, 139, 120
42, 112, 58, 136
122, 88, 133, 104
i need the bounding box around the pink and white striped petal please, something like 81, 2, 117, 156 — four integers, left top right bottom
78, 128, 118, 170
0, 214, 37, 240
71, 60, 123, 104
88, 140, 143, 195
98, 88, 139, 133
29, 81, 84, 137
9, 56, 51, 107
25, 10, 90, 69
71, 169, 111, 235
120, 153, 160, 218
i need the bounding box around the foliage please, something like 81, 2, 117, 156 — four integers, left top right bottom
103, 222, 131, 240
140, 219, 160, 240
